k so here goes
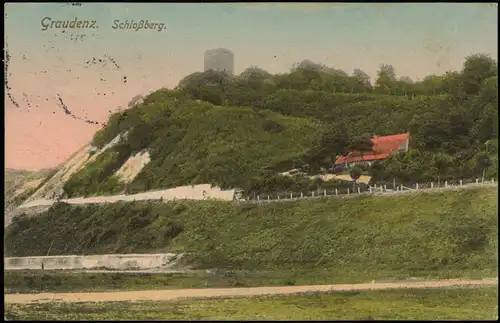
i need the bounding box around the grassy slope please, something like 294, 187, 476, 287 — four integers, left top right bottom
5, 187, 497, 283
64, 99, 324, 196
5, 287, 498, 320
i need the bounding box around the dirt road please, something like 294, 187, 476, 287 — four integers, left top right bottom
5, 278, 497, 304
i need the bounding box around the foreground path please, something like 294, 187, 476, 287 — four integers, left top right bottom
5, 278, 497, 304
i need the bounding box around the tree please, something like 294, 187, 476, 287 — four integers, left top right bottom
348, 136, 374, 161
238, 67, 274, 92
349, 165, 363, 189
461, 53, 497, 96
416, 75, 444, 96
343, 76, 368, 93
396, 76, 415, 96
368, 161, 385, 181
353, 68, 372, 89
240, 66, 272, 79
176, 70, 232, 105
384, 151, 410, 184
431, 152, 454, 184
302, 123, 350, 172
285, 68, 323, 91
375, 64, 397, 94
477, 75, 498, 103
128, 121, 154, 152
470, 102, 498, 144
291, 59, 325, 72
329, 68, 349, 77
321, 124, 350, 155
475, 151, 491, 182
441, 71, 464, 99
399, 76, 413, 84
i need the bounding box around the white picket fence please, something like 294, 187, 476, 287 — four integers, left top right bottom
245, 178, 497, 204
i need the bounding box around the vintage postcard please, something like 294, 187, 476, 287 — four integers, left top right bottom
4, 3, 498, 320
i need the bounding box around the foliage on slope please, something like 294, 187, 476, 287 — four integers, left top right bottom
62, 144, 131, 197
6, 187, 497, 278
62, 99, 325, 197
172, 54, 498, 181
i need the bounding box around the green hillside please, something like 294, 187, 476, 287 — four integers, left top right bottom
59, 54, 497, 197
6, 187, 497, 281
63, 100, 326, 197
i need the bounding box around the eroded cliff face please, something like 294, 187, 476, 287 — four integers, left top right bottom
24, 132, 129, 203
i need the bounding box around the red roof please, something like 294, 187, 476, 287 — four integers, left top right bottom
334, 133, 409, 165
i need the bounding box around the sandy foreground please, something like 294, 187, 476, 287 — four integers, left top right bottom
5, 278, 498, 304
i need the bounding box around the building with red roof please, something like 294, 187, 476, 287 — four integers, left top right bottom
334, 132, 410, 167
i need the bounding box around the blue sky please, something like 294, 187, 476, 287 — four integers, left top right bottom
5, 3, 497, 78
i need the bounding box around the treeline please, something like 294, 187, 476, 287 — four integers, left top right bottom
70, 53, 497, 197
176, 55, 497, 104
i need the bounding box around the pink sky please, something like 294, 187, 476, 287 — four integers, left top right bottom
5, 73, 173, 170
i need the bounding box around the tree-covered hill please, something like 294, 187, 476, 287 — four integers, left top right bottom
63, 100, 326, 197
62, 53, 497, 197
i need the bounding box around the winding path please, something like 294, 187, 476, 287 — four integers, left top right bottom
5, 278, 498, 304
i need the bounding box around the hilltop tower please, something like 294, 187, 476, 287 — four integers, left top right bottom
204, 48, 234, 76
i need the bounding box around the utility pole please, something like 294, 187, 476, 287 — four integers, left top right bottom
42, 239, 55, 272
